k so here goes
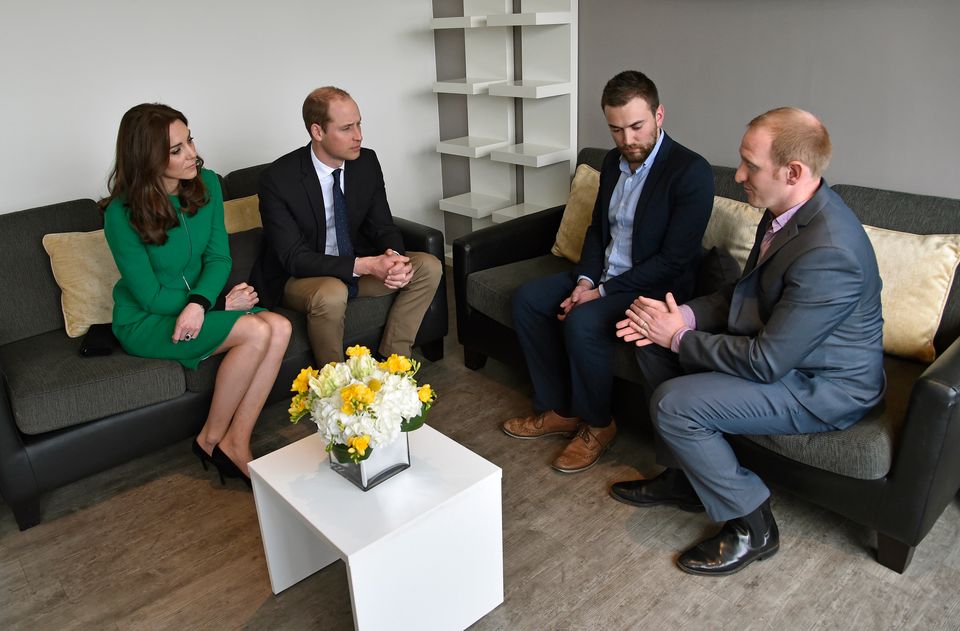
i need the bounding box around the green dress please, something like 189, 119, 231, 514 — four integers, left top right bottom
104, 169, 262, 369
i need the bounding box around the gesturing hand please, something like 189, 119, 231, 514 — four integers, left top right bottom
615, 292, 684, 348
225, 282, 259, 311
172, 302, 205, 344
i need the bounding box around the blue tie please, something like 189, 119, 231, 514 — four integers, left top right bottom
332, 168, 357, 297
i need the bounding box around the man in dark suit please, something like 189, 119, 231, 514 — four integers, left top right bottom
252, 87, 441, 365
502, 70, 714, 473
611, 107, 885, 575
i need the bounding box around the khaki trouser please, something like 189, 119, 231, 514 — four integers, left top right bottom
282, 251, 442, 365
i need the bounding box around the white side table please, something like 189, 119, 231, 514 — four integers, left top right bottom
248, 425, 503, 631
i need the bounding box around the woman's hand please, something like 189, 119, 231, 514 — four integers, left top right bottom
225, 282, 259, 311
172, 303, 205, 343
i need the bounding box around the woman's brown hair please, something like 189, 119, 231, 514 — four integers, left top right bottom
99, 103, 208, 245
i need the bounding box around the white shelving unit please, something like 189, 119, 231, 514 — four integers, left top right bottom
432, 0, 577, 247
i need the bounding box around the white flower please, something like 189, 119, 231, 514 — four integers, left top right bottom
300, 352, 428, 452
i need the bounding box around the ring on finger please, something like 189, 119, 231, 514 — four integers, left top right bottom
184, 333, 193, 341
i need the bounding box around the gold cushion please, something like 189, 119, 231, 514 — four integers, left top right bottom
551, 164, 600, 263
701, 196, 960, 362
42, 230, 120, 338
223, 194, 262, 234
701, 196, 764, 271
864, 225, 960, 362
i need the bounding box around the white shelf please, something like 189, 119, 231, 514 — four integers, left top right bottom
439, 192, 511, 218
485, 11, 571, 26
433, 77, 508, 95
437, 136, 511, 159
430, 15, 487, 29
488, 79, 571, 99
491, 202, 547, 224
490, 143, 571, 167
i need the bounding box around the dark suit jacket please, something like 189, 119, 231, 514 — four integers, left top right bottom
251, 145, 405, 307
682, 182, 886, 428
575, 133, 714, 302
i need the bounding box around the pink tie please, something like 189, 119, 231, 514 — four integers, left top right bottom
758, 223, 776, 260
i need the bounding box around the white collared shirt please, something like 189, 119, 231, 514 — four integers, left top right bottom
309, 148, 345, 256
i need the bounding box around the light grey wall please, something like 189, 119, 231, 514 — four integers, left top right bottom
0, 1, 443, 227
579, 0, 960, 198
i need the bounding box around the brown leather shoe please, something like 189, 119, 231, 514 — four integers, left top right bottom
551, 420, 617, 473
502, 411, 579, 439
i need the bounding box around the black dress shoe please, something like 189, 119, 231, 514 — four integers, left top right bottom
212, 445, 252, 488
677, 499, 780, 576
191, 437, 213, 471
609, 468, 705, 512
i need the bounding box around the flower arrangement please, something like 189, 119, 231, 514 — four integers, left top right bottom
289, 345, 436, 464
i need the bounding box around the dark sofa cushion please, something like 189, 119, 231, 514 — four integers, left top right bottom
744, 354, 922, 480
467, 255, 574, 327
0, 199, 104, 345
694, 246, 741, 298
0, 330, 185, 435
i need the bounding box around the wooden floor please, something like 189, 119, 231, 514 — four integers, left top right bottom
3, 293, 960, 629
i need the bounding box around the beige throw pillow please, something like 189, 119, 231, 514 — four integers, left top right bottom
42, 230, 120, 338
552, 164, 600, 263
223, 194, 262, 234
864, 225, 960, 363
701, 196, 764, 271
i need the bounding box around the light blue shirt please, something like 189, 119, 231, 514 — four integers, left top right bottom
602, 129, 664, 286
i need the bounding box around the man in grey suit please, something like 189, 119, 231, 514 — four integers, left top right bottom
610, 107, 885, 575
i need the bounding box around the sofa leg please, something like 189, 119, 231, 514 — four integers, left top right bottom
464, 348, 488, 370
11, 497, 43, 531
876, 532, 915, 573
419, 339, 444, 362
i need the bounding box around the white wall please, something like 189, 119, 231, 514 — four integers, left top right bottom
579, 0, 960, 199
0, 0, 443, 227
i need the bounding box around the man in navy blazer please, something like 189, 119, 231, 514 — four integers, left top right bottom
612, 108, 885, 575
252, 87, 441, 365
502, 71, 714, 474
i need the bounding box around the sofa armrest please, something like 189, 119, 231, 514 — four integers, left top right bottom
394, 217, 447, 358
453, 205, 564, 278
396, 217, 444, 260
0, 358, 42, 527
883, 335, 960, 542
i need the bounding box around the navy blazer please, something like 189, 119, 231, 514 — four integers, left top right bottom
251, 145, 405, 307
575, 133, 714, 302
683, 182, 886, 427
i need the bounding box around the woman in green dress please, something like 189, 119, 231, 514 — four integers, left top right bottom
102, 103, 291, 485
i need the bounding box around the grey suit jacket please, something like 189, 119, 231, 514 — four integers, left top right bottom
681, 182, 885, 428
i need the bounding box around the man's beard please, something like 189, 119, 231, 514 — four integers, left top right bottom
619, 131, 657, 166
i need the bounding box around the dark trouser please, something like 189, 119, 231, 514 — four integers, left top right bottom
512, 272, 635, 427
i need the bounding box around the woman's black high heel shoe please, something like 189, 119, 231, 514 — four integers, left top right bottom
212, 445, 252, 488
192, 437, 213, 471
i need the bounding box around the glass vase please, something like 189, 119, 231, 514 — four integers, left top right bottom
329, 432, 411, 491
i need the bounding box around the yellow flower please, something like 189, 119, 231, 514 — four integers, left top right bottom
347, 434, 371, 456
341, 383, 376, 415
346, 345, 371, 358
289, 393, 313, 424
288, 394, 308, 417
418, 384, 434, 403
367, 378, 382, 392
380, 354, 413, 374
291, 366, 317, 394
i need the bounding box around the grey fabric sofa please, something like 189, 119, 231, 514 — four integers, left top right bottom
453, 147, 960, 573
0, 165, 447, 530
